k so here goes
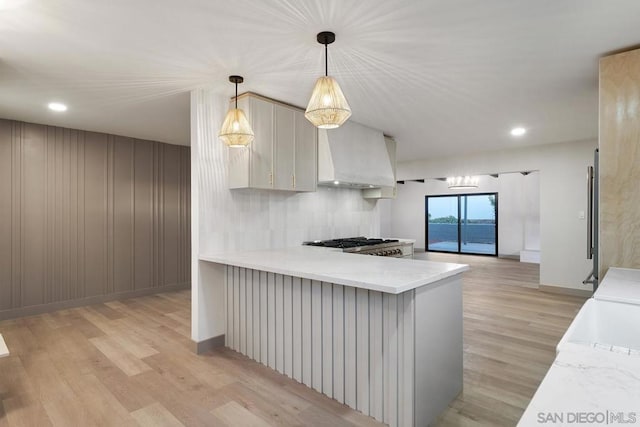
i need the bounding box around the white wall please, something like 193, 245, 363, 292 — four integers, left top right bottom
190, 89, 380, 342
523, 172, 541, 250
385, 172, 539, 257
394, 139, 597, 291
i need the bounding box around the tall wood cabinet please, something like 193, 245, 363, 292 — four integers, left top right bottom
599, 48, 640, 277
228, 93, 317, 192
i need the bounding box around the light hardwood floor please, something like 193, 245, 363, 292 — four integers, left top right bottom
0, 255, 587, 427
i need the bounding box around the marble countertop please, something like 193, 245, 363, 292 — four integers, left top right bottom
518, 342, 640, 426
519, 267, 640, 426
595, 267, 640, 305
199, 246, 468, 294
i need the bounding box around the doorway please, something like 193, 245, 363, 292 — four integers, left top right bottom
425, 193, 498, 256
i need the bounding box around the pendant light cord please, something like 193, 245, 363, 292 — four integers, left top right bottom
324, 43, 328, 77
235, 82, 238, 109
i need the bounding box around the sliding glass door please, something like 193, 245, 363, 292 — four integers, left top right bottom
426, 193, 498, 256
426, 196, 459, 253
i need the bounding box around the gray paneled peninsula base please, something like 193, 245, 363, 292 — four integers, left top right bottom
195, 247, 468, 427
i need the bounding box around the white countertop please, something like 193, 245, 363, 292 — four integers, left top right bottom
518, 342, 640, 426
595, 267, 640, 305
199, 246, 468, 294
519, 267, 640, 426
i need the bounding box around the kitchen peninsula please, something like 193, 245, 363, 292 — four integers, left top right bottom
196, 247, 468, 427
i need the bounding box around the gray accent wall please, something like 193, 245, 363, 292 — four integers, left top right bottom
0, 119, 190, 318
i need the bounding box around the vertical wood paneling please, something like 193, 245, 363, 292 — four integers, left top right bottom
260, 271, 268, 366
223, 274, 428, 427
383, 294, 399, 427
252, 270, 261, 361
369, 291, 383, 422
0, 120, 13, 310
321, 282, 333, 398
301, 278, 312, 387
106, 135, 114, 295
344, 286, 357, 408
46, 126, 58, 302
225, 266, 233, 349
66, 129, 79, 300
239, 268, 247, 355
311, 280, 323, 393
76, 131, 85, 300
22, 123, 47, 306
162, 144, 181, 286
267, 272, 276, 369
400, 291, 415, 427
246, 269, 254, 360
134, 140, 154, 290
332, 285, 345, 404
356, 288, 370, 415
113, 137, 134, 293
283, 275, 293, 377
84, 131, 110, 298
275, 274, 284, 373
233, 267, 241, 352
0, 118, 192, 317
292, 277, 303, 382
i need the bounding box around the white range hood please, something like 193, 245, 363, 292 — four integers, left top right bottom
318, 120, 395, 188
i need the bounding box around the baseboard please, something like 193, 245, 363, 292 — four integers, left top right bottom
539, 284, 592, 298
193, 334, 225, 354
0, 282, 191, 321
498, 254, 520, 260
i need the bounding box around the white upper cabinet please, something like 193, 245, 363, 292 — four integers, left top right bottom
294, 111, 318, 192
274, 104, 295, 190
248, 96, 275, 189
228, 93, 317, 192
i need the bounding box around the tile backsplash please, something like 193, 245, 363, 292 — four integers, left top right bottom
192, 89, 380, 255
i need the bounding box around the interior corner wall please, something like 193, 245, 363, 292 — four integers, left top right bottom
393, 139, 597, 291
190, 89, 380, 343
523, 172, 541, 251
0, 119, 191, 320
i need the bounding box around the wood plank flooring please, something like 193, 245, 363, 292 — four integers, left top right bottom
0, 255, 587, 427
418, 253, 587, 426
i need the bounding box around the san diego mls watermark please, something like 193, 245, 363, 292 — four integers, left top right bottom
537, 411, 638, 425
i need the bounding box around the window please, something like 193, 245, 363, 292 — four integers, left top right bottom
425, 193, 498, 256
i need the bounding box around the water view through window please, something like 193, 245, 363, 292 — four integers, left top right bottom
426, 193, 498, 256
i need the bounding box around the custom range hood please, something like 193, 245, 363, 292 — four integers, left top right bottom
318, 120, 395, 188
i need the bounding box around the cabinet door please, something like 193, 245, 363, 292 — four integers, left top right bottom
294, 111, 317, 192
249, 97, 274, 189
274, 105, 296, 190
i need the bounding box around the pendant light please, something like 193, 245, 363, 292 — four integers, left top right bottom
305, 31, 352, 129
447, 176, 479, 190
219, 75, 254, 147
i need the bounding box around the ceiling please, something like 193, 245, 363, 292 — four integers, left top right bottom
1, 0, 639, 161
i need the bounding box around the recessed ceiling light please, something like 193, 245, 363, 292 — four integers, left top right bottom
510, 127, 526, 136
333, 180, 340, 185
48, 102, 67, 112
